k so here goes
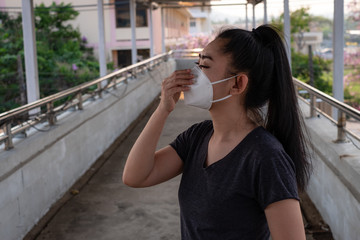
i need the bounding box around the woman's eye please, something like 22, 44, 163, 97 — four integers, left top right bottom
199, 65, 209, 69
195, 62, 209, 69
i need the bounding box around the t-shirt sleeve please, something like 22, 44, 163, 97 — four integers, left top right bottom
255, 149, 299, 210
169, 129, 188, 162
169, 122, 205, 162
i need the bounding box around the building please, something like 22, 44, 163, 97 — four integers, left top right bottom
189, 6, 212, 36
293, 32, 323, 55
0, 0, 211, 69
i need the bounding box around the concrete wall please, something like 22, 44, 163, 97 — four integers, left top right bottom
301, 100, 360, 240
0, 60, 176, 240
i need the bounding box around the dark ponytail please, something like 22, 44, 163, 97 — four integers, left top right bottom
216, 25, 312, 191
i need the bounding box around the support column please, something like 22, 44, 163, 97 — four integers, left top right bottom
333, 0, 344, 102
252, 4, 256, 29
21, 0, 40, 106
161, 7, 166, 53
264, 0, 267, 24
283, 0, 291, 67
97, 0, 107, 79
333, 0, 344, 118
149, 1, 154, 57
245, 4, 249, 30
130, 0, 137, 64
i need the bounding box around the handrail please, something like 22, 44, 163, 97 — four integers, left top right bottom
293, 77, 360, 143
1, 49, 359, 150
0, 51, 173, 150
0, 51, 172, 123
293, 78, 360, 121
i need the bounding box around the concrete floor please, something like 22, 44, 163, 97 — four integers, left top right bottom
35, 99, 210, 240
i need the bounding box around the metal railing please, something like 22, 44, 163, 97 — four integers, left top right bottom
0, 51, 173, 150
294, 78, 360, 143
1, 48, 359, 150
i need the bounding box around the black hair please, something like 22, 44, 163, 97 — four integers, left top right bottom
216, 25, 312, 191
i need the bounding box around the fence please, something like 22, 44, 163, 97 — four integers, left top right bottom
0, 52, 172, 150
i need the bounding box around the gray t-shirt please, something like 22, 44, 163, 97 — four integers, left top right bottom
170, 120, 299, 240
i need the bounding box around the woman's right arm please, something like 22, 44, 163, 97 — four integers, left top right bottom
122, 69, 193, 188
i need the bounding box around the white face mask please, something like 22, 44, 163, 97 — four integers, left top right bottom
184, 66, 238, 110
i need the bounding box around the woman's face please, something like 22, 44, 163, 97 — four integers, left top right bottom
198, 38, 235, 103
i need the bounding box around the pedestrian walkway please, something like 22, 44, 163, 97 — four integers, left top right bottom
34, 99, 210, 240
30, 98, 332, 240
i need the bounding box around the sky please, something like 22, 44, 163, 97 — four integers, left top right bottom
210, 0, 355, 23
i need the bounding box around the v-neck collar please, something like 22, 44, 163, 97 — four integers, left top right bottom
202, 125, 263, 170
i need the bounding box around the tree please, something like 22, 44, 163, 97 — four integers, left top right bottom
0, 11, 24, 111
344, 0, 360, 110
271, 7, 311, 52
347, 0, 360, 29
0, 2, 102, 113
291, 50, 332, 94
169, 34, 211, 51
271, 8, 332, 95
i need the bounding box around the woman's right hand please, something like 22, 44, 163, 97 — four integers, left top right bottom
123, 71, 191, 188
159, 69, 194, 113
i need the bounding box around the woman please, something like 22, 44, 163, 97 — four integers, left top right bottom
123, 25, 312, 239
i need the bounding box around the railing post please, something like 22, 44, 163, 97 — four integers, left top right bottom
97, 82, 102, 98
310, 94, 316, 118
3, 123, 14, 150
47, 102, 56, 125
132, 68, 137, 79
113, 77, 117, 90
77, 92, 83, 110
335, 111, 347, 143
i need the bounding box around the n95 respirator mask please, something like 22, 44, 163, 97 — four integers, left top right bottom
184, 66, 238, 110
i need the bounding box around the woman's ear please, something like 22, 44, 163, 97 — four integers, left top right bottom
230, 74, 248, 95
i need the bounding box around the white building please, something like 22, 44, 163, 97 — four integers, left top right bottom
293, 32, 323, 55
188, 6, 212, 36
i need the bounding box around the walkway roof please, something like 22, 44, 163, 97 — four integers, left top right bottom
140, 0, 264, 7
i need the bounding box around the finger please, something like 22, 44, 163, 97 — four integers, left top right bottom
172, 79, 194, 86
170, 71, 192, 80
173, 69, 192, 74
162, 77, 194, 89
162, 81, 192, 94
166, 86, 190, 96
163, 71, 193, 85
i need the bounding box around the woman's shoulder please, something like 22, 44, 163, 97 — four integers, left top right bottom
185, 120, 213, 135
247, 127, 295, 170
248, 126, 284, 152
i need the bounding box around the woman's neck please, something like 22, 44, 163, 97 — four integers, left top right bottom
209, 102, 257, 142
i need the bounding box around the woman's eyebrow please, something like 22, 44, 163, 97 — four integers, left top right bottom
199, 53, 213, 61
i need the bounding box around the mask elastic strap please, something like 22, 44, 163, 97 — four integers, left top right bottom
211, 94, 232, 103
211, 75, 239, 85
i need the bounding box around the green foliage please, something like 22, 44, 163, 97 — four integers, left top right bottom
271, 7, 311, 36
271, 8, 312, 52
0, 11, 24, 112
271, 8, 333, 95
291, 50, 333, 95
0, 2, 102, 113
310, 16, 332, 41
